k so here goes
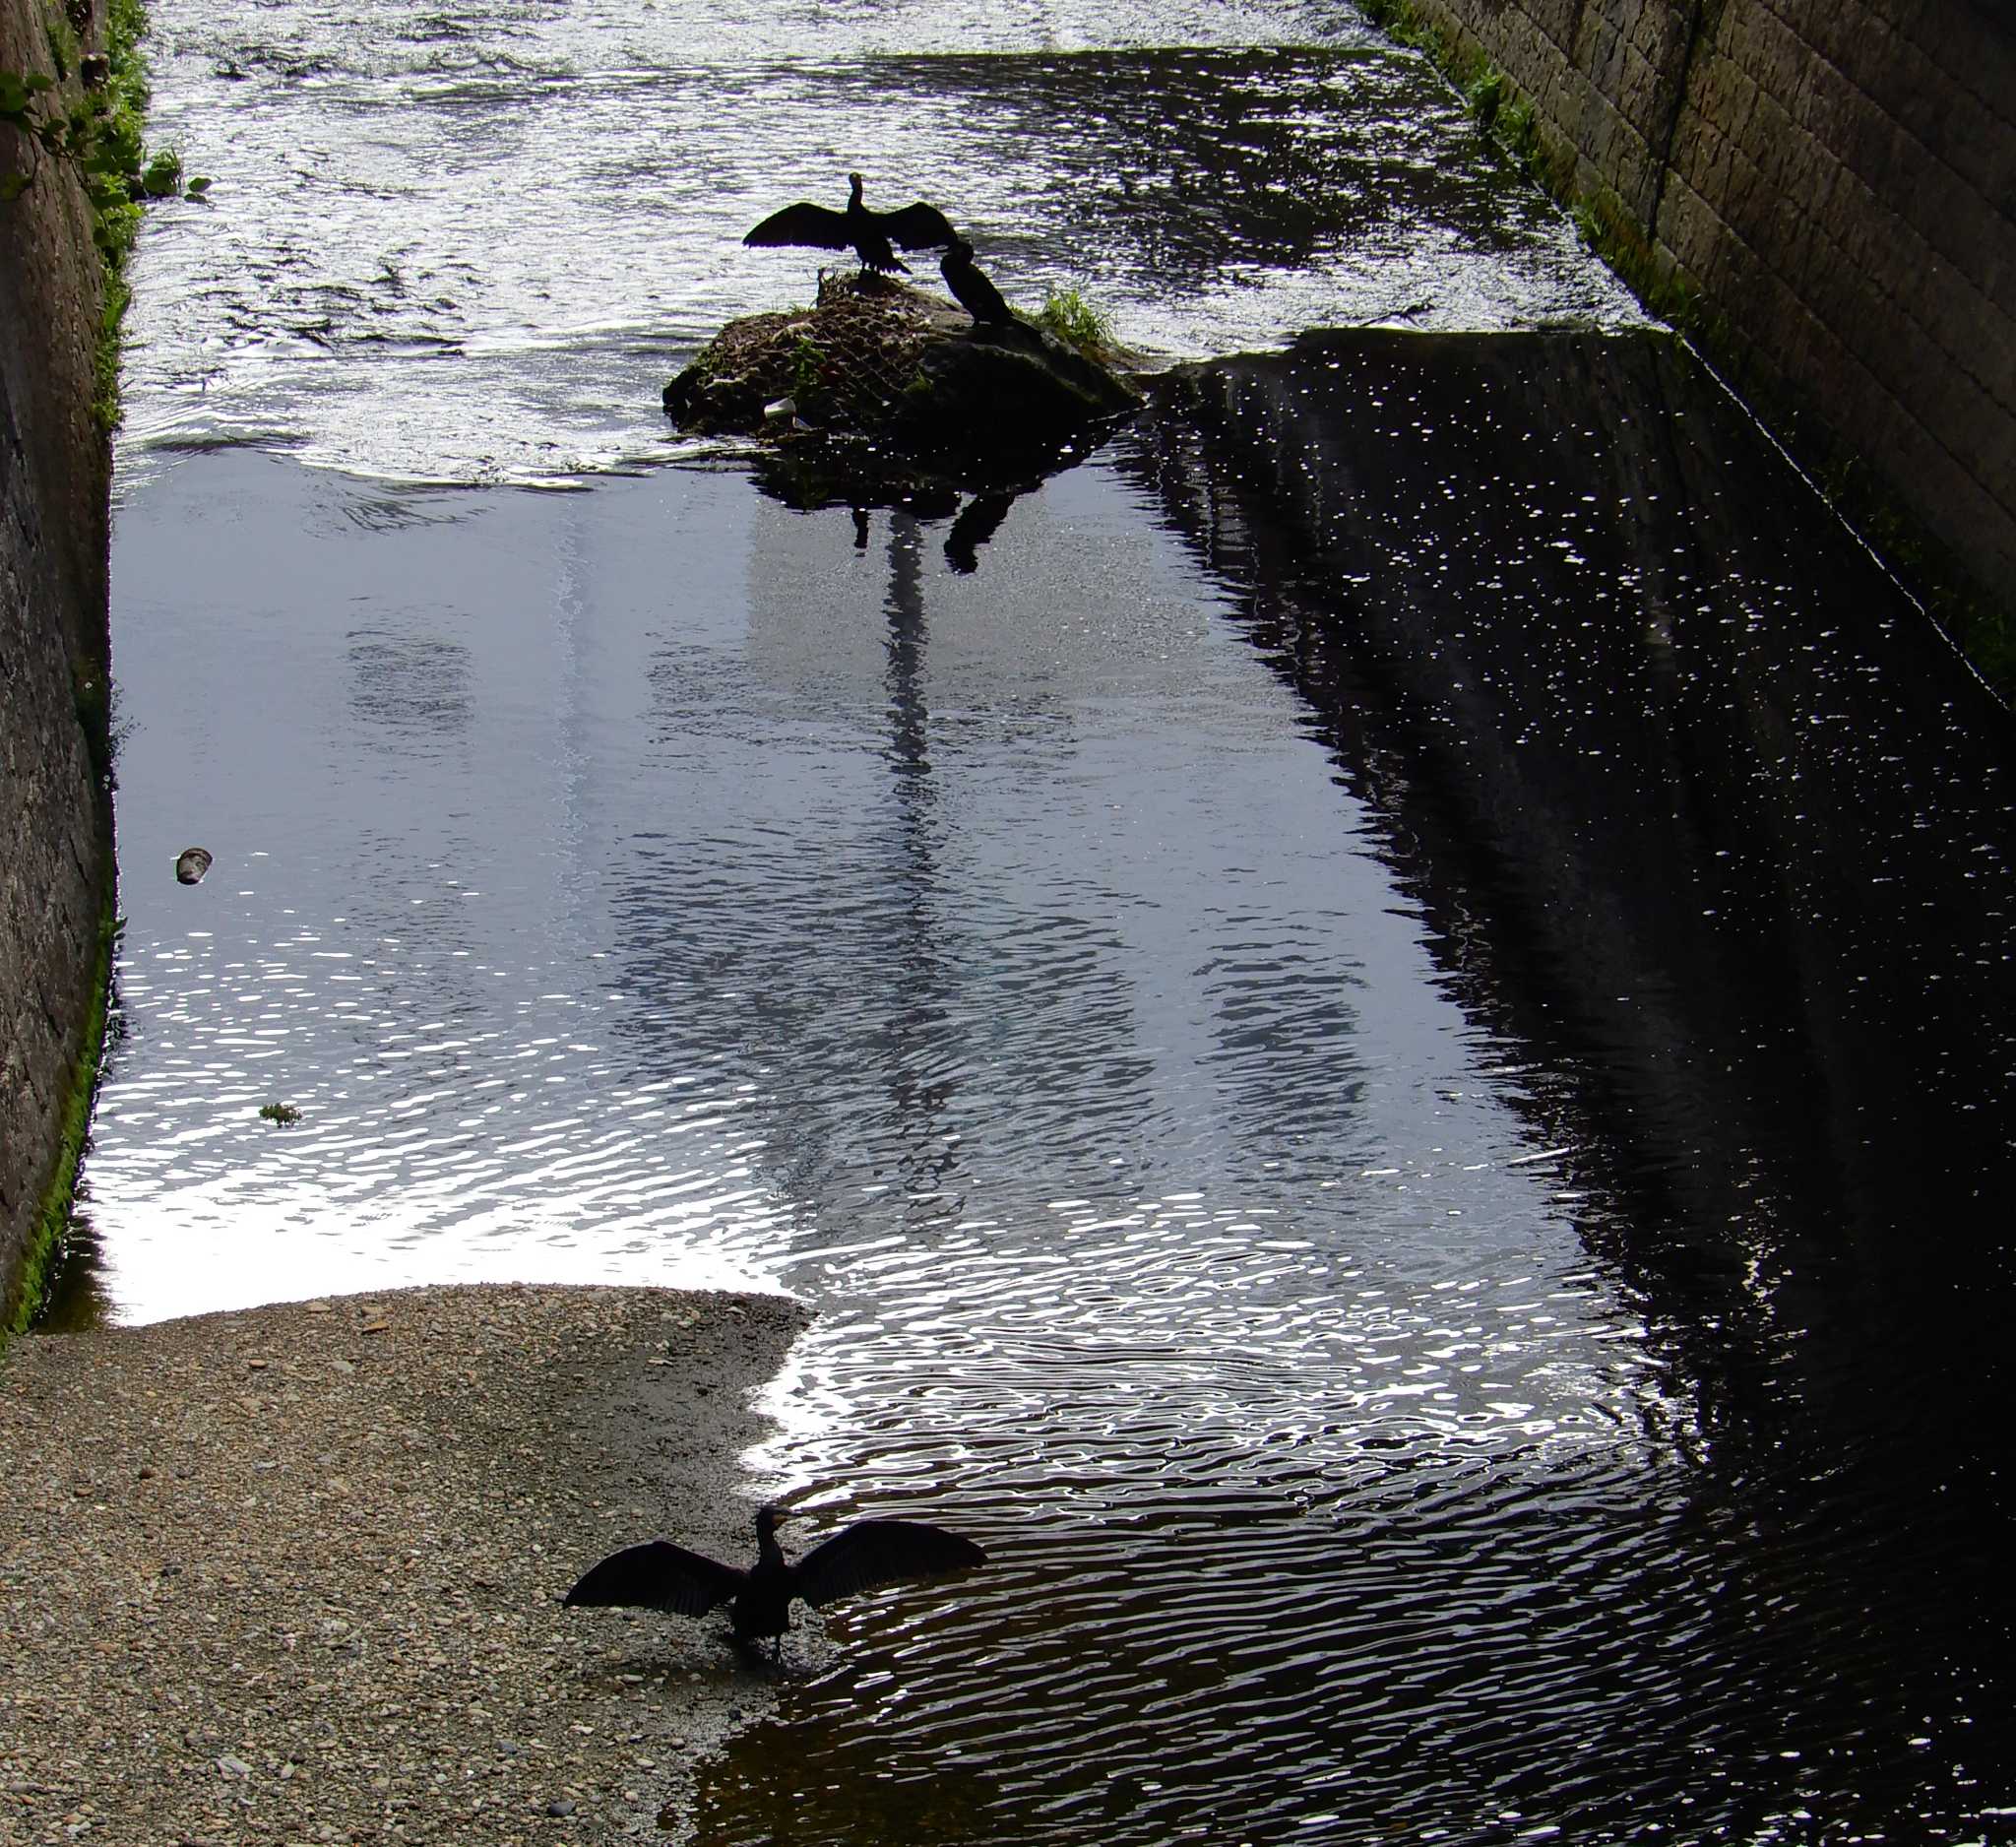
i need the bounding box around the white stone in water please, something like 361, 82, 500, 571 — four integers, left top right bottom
175, 847, 213, 885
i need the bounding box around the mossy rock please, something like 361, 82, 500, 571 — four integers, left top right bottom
663, 273, 1141, 474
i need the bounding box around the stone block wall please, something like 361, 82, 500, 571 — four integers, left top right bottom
1387, 0, 2016, 649
1, 0, 115, 1324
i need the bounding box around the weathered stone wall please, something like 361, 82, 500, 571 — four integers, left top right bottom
1389, 0, 2016, 647
1, 0, 115, 1324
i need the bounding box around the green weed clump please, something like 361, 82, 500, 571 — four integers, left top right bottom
4, 0, 209, 430
1466, 65, 1506, 128
2, 902, 117, 1341
789, 335, 825, 400
1033, 287, 1116, 356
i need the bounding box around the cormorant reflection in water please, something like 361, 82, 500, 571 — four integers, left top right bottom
945, 492, 1019, 571
845, 496, 1027, 572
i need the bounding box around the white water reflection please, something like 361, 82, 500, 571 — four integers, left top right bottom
98, 450, 1686, 1843
97, 446, 1649, 1443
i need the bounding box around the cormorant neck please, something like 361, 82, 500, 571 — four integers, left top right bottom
847, 173, 864, 208
755, 1506, 784, 1564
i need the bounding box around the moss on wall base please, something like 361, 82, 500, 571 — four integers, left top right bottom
1, 0, 121, 1341
2, 896, 115, 1338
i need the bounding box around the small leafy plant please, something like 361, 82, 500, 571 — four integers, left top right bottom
1466, 66, 1506, 130
789, 335, 826, 400
4, 0, 209, 428
1033, 287, 1116, 357
1, 67, 72, 202
0, 63, 202, 211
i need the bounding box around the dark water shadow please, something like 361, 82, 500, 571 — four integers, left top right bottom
744, 413, 1130, 578
865, 46, 1553, 279
1130, 327, 2016, 1398
29, 1209, 116, 1334
30, 991, 128, 1334
1118, 324, 2016, 1798
675, 332, 2016, 1845
685, 1715, 1003, 1844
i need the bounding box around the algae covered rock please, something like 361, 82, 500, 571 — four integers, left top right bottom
663, 273, 1140, 472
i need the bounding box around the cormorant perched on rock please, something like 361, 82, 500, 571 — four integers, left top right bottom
939, 238, 1015, 326
743, 173, 959, 277
563, 1504, 986, 1653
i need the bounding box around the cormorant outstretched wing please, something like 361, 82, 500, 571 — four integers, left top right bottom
743, 203, 854, 251
563, 1539, 745, 1616
791, 1518, 987, 1609
878, 202, 959, 251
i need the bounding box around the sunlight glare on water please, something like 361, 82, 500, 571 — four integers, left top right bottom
96, 441, 1702, 1839
84, 0, 2016, 1836
120, 0, 1638, 483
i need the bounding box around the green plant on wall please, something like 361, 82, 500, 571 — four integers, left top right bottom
2, 905, 117, 1338
0, 60, 195, 214
4, 0, 209, 428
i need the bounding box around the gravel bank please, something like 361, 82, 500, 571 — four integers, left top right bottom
0, 1284, 809, 1844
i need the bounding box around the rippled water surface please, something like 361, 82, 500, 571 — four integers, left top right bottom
121, 0, 1636, 482
81, 0, 2016, 1838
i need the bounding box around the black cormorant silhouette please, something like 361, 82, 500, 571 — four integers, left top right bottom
939, 238, 1015, 326
564, 1504, 985, 1652
743, 173, 959, 277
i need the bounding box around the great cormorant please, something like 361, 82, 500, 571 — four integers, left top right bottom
938, 238, 1015, 326
743, 173, 959, 277
563, 1504, 985, 1651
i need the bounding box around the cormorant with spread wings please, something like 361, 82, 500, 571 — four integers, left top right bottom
743, 172, 959, 276
564, 1504, 986, 1653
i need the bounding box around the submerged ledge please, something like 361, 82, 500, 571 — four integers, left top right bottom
0, 1283, 807, 1844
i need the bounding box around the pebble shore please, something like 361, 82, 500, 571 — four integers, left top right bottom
0, 1284, 808, 1845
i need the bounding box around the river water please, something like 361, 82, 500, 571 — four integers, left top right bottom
73, 0, 2016, 1839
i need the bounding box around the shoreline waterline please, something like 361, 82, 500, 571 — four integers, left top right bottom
0, 1282, 809, 1844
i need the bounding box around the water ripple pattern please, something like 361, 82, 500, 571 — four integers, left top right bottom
120, 0, 1639, 482
87, 0, 2009, 1836
94, 437, 2012, 1839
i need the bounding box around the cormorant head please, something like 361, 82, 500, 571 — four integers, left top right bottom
847, 171, 865, 204
944, 238, 974, 262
